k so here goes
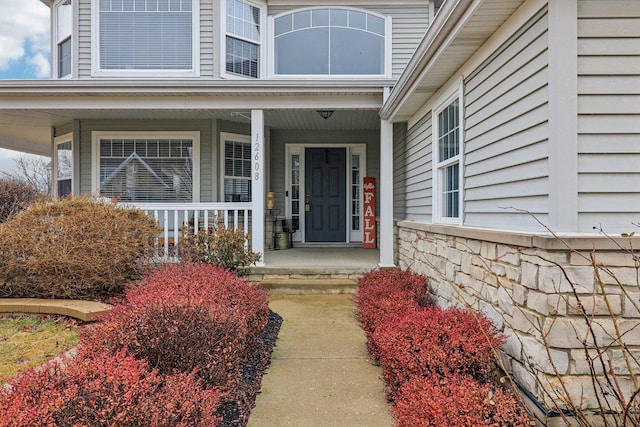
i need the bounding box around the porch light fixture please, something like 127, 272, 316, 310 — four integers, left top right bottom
316, 110, 334, 120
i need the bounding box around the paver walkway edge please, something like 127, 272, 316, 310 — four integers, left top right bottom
248, 294, 393, 427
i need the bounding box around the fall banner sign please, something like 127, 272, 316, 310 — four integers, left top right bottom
363, 177, 376, 249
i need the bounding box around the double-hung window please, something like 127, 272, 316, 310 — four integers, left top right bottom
55, 0, 72, 78
94, 0, 198, 76
221, 133, 252, 202
55, 135, 73, 197
435, 96, 463, 222
223, 0, 263, 78
93, 132, 200, 203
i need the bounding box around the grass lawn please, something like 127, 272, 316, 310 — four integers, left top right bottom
0, 314, 79, 382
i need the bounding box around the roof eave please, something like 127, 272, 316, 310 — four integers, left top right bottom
380, 0, 475, 122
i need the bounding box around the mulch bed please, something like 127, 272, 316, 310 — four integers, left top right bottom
217, 310, 283, 427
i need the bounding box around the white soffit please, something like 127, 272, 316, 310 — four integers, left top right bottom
382, 0, 526, 122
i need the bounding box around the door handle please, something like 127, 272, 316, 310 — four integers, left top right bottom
305, 194, 311, 212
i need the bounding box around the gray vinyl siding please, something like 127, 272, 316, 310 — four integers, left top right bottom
267, 3, 429, 79
77, 0, 216, 78
577, 0, 640, 233
393, 122, 407, 220
269, 130, 380, 213
394, 114, 433, 223
78, 120, 214, 202
78, 0, 90, 77
462, 7, 550, 231
200, 0, 216, 78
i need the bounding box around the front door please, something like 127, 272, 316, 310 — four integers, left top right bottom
305, 148, 346, 242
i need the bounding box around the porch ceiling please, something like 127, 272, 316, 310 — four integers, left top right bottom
381, 0, 527, 122
0, 80, 389, 154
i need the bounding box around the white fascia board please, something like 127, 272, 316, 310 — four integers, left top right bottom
380, 0, 476, 121
0, 79, 394, 94
40, 0, 52, 7
407, 0, 547, 129
0, 94, 383, 110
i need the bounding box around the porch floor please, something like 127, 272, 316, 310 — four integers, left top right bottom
245, 247, 380, 290
257, 247, 379, 273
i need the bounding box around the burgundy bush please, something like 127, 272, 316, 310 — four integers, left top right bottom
392, 374, 532, 427
82, 263, 270, 391
355, 269, 432, 336
374, 306, 506, 399
0, 348, 222, 427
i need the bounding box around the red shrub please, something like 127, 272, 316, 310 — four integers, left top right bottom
392, 374, 532, 427
0, 348, 222, 427
374, 306, 505, 399
82, 263, 270, 391
355, 269, 432, 336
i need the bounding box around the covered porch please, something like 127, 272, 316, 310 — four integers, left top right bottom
0, 80, 396, 269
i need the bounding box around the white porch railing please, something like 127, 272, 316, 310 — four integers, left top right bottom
126, 202, 253, 256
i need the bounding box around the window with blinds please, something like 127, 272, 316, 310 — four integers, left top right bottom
99, 138, 194, 202
98, 0, 194, 71
225, 0, 261, 78
224, 139, 252, 202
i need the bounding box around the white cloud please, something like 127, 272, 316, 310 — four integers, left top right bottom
0, 0, 50, 71
27, 52, 51, 78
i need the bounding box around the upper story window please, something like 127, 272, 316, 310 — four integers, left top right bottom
55, 0, 72, 78
94, 0, 199, 76
223, 0, 263, 78
272, 8, 388, 77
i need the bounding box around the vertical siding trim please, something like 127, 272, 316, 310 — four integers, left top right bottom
548, 0, 578, 231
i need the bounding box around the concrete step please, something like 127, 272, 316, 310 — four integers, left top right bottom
259, 279, 357, 294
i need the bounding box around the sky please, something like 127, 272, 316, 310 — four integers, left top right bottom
0, 0, 51, 173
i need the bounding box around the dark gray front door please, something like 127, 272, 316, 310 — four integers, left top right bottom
305, 148, 346, 242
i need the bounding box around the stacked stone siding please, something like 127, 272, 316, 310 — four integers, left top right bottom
396, 220, 640, 414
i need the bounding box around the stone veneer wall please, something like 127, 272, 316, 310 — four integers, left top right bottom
395, 220, 640, 415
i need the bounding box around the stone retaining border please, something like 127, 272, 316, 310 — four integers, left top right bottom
0, 299, 111, 322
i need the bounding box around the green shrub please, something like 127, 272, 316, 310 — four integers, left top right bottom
179, 225, 261, 271
0, 196, 160, 300
0, 178, 45, 223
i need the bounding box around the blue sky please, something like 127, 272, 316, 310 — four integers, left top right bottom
0, 0, 51, 80
0, 0, 51, 173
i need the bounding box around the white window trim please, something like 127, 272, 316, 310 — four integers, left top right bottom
53, 0, 73, 79
432, 83, 464, 225
54, 132, 73, 198
268, 7, 392, 79
348, 145, 366, 242
220, 0, 267, 79
91, 131, 201, 202
91, 0, 200, 78
219, 132, 252, 201
285, 143, 366, 243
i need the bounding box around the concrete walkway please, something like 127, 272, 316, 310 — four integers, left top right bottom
248, 294, 393, 427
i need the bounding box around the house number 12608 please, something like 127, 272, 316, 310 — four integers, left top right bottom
253, 142, 260, 181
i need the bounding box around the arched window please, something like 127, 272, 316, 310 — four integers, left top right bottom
273, 8, 387, 76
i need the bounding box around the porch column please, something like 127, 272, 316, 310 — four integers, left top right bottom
251, 110, 265, 265
379, 117, 395, 268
